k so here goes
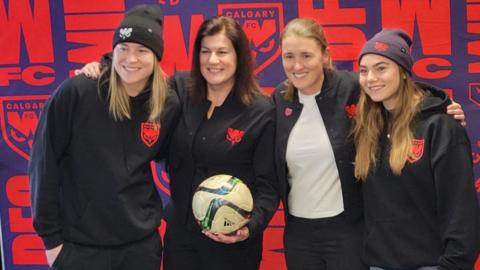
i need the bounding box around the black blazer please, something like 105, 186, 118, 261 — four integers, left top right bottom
166, 72, 279, 238
272, 69, 363, 224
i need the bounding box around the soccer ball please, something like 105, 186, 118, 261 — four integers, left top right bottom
192, 174, 253, 234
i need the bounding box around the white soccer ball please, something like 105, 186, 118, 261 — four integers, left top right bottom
192, 174, 253, 234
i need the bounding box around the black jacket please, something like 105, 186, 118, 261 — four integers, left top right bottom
363, 83, 479, 269
272, 69, 363, 223
29, 74, 180, 249
166, 72, 279, 238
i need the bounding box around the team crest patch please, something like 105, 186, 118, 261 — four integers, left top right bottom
407, 138, 425, 163
345, 104, 357, 119
141, 122, 160, 147
374, 41, 389, 52
284, 107, 292, 117
218, 2, 284, 74
0, 95, 49, 160
226, 127, 245, 145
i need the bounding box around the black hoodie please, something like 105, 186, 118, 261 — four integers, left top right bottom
363, 82, 479, 269
29, 74, 180, 249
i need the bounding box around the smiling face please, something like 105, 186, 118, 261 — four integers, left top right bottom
281, 35, 329, 95
112, 42, 155, 96
359, 54, 402, 111
199, 32, 237, 93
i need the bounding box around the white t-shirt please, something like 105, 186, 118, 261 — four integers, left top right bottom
286, 91, 344, 219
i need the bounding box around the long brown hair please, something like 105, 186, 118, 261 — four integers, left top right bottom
189, 16, 260, 105
353, 68, 425, 180
280, 17, 334, 101
98, 54, 167, 122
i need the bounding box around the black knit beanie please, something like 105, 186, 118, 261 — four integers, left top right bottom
112, 4, 163, 60
358, 29, 413, 76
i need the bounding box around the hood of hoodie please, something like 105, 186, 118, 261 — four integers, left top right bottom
415, 81, 451, 115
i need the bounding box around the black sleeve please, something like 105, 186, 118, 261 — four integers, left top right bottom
155, 86, 181, 161
159, 72, 188, 170
432, 122, 480, 269
247, 105, 280, 238
28, 79, 77, 249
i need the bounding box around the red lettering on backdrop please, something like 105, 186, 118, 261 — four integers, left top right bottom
6, 175, 47, 265
467, 23, 480, 35
474, 139, 480, 166
0, 67, 22, 86
66, 32, 118, 63
467, 3, 480, 20
298, 0, 366, 69
0, 0, 53, 64
0, 66, 55, 87
63, 0, 124, 13
381, 0, 451, 55
468, 43, 480, 73
6, 176, 30, 207
9, 208, 34, 232
22, 65, 55, 86
161, 15, 203, 75
7, 176, 34, 232
323, 27, 366, 70
64, 0, 126, 71
474, 152, 480, 165
64, 13, 124, 30
159, 0, 180, 5
467, 3, 480, 73
412, 58, 452, 79
12, 235, 47, 265
260, 206, 286, 270
299, 0, 366, 24
261, 227, 286, 269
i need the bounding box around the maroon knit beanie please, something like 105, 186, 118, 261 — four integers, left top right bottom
359, 29, 413, 76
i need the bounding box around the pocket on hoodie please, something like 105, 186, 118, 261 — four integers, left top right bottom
364, 219, 441, 267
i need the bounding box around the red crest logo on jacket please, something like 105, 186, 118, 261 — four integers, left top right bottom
345, 104, 357, 119
141, 122, 160, 147
374, 41, 389, 52
284, 107, 293, 117
407, 138, 425, 163
226, 127, 245, 146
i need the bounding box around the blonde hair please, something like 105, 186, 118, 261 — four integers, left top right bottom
353, 68, 425, 180
99, 55, 167, 122
280, 18, 333, 100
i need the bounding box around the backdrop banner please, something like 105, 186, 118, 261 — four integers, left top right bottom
1, 0, 479, 269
